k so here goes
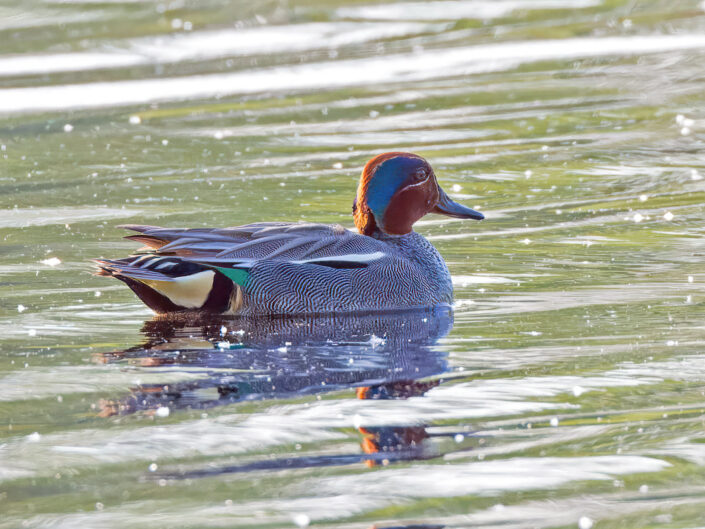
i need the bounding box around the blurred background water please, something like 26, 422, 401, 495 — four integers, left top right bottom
2, 0, 705, 527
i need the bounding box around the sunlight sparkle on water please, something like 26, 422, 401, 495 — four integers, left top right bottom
368, 334, 386, 347
27, 432, 41, 442
293, 514, 310, 528
40, 257, 61, 266
578, 516, 594, 529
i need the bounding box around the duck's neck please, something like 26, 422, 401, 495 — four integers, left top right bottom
369, 228, 413, 240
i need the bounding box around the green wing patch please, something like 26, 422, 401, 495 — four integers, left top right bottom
214, 266, 250, 287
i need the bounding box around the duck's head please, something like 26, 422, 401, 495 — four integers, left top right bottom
353, 152, 484, 236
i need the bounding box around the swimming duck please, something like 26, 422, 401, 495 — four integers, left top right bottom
96, 152, 484, 314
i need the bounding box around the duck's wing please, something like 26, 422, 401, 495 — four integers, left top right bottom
118, 222, 387, 266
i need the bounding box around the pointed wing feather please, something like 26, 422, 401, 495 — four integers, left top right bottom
94, 258, 182, 281
119, 222, 388, 266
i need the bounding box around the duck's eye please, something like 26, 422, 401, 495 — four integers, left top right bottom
412, 169, 427, 182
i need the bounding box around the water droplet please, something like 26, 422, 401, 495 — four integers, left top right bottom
578, 516, 594, 529
27, 432, 41, 442
293, 514, 310, 528
369, 334, 386, 348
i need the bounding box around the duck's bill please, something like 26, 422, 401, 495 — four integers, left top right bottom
433, 189, 484, 220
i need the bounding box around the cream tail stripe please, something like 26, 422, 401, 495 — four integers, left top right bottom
140, 270, 215, 308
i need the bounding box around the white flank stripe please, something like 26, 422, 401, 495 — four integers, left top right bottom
294, 251, 386, 265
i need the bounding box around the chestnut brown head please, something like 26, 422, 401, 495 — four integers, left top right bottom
353, 152, 483, 236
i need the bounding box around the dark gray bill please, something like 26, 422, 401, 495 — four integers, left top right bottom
433, 188, 484, 220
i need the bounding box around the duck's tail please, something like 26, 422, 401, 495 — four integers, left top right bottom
94, 255, 245, 314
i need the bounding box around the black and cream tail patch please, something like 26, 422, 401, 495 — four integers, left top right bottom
95, 256, 241, 313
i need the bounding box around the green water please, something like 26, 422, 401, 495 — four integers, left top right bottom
2, 0, 705, 527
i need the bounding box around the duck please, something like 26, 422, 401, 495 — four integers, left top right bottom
95, 152, 484, 314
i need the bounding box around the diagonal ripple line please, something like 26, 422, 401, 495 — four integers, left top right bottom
3, 34, 705, 114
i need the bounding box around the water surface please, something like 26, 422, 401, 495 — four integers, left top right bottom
2, 0, 705, 527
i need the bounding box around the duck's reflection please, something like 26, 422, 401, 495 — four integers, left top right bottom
94, 307, 469, 473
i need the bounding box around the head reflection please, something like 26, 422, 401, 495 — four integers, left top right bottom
356, 380, 439, 467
